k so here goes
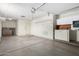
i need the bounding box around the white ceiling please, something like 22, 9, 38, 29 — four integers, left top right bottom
0, 3, 79, 20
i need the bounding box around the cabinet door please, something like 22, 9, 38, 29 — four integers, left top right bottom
55, 30, 69, 41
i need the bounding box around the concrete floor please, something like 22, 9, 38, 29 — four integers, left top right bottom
0, 35, 79, 56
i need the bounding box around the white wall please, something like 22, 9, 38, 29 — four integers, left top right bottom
2, 20, 16, 28
16, 19, 31, 36
59, 7, 79, 18
31, 14, 54, 39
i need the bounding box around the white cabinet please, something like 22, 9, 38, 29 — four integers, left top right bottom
55, 30, 69, 41
57, 15, 79, 25
55, 30, 77, 42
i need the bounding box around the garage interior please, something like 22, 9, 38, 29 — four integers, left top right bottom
0, 3, 79, 56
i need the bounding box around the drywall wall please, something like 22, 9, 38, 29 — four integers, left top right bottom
2, 20, 17, 28
31, 14, 55, 39
16, 19, 31, 36
59, 7, 79, 18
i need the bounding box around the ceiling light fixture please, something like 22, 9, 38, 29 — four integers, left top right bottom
31, 3, 46, 14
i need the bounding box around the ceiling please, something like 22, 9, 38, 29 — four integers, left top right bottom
0, 3, 79, 20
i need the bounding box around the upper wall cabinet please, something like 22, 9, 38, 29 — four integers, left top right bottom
57, 15, 79, 25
